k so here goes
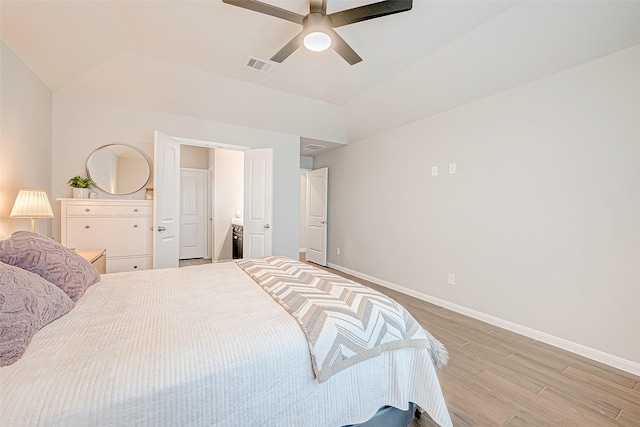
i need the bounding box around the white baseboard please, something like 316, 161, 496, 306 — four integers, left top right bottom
327, 262, 640, 377
299, 248, 306, 253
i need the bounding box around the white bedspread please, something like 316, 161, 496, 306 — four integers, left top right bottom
0, 262, 452, 427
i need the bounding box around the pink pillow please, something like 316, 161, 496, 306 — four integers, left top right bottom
0, 261, 75, 366
0, 231, 100, 302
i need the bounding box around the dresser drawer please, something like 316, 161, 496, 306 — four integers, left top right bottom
66, 217, 152, 257
67, 204, 152, 217
107, 256, 152, 273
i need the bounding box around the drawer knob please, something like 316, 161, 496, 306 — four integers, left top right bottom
134, 209, 138, 212
85, 208, 90, 212
134, 224, 138, 228
85, 225, 90, 229
133, 266, 138, 269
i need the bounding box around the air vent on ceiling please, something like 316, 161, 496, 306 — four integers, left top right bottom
304, 144, 325, 151
245, 56, 274, 73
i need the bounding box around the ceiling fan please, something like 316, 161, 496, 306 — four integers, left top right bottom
222, 0, 413, 65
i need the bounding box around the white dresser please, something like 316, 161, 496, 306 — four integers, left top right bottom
59, 199, 153, 273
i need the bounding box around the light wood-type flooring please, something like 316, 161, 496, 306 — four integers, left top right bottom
298, 254, 640, 426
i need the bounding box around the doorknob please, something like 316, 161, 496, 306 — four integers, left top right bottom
157, 226, 167, 232
321, 221, 328, 225
263, 224, 270, 229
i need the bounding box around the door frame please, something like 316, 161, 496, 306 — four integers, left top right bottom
154, 135, 277, 265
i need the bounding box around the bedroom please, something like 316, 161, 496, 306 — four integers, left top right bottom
1, 0, 639, 426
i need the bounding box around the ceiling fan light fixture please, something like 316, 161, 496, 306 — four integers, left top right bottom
303, 31, 331, 52
222, 0, 413, 64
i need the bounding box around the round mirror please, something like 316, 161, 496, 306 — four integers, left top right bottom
86, 144, 150, 195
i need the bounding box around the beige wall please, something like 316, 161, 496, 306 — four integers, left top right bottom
117, 155, 150, 193
56, 51, 347, 145
51, 94, 300, 258
180, 145, 209, 169
0, 43, 52, 239
299, 171, 308, 251
212, 148, 244, 261
315, 46, 640, 369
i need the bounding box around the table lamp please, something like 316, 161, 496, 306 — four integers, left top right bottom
10, 189, 54, 232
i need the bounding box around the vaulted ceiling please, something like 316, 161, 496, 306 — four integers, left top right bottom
2, 0, 640, 145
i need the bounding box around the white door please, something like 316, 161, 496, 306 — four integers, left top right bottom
207, 167, 213, 260
244, 148, 273, 258
306, 167, 328, 266
153, 131, 180, 269
179, 168, 207, 260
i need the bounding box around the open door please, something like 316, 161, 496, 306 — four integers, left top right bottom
306, 167, 328, 266
244, 148, 273, 258
153, 131, 180, 269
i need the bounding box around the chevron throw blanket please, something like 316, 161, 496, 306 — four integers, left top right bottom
236, 257, 448, 382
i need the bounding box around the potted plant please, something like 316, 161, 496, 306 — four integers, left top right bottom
68, 175, 94, 199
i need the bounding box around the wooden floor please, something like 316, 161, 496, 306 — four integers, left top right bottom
299, 254, 640, 426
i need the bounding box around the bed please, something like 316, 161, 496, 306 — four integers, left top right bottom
0, 232, 452, 427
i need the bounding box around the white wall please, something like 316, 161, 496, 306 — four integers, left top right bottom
315, 46, 640, 368
0, 43, 52, 239
299, 170, 308, 251
52, 94, 300, 258
212, 148, 244, 261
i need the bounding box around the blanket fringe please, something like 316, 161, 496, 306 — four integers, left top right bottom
426, 332, 448, 369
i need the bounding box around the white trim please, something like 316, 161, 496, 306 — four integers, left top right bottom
173, 136, 250, 151
327, 262, 640, 377
299, 248, 306, 253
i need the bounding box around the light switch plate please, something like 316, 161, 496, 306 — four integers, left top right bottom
431, 166, 438, 176
449, 163, 457, 174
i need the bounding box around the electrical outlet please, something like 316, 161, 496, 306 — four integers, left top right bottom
336, 247, 341, 256
431, 166, 438, 176
449, 163, 457, 174
448, 273, 455, 286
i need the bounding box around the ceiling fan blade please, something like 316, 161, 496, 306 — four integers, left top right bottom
270, 31, 305, 63
329, 0, 412, 28
329, 29, 362, 65
310, 0, 328, 14
222, 0, 304, 25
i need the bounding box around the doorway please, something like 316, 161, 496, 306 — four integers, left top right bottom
179, 145, 244, 263
153, 131, 274, 269
209, 147, 244, 262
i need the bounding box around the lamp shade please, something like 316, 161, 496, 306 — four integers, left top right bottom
10, 189, 54, 218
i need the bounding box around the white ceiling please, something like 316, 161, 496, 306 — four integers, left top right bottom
2, 0, 640, 147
